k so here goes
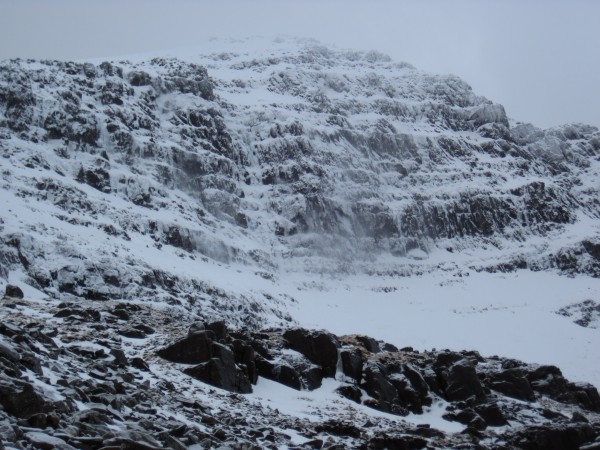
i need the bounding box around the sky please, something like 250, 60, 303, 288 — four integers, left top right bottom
1, 0, 599, 129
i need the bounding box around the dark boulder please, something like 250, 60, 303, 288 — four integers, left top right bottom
362, 362, 406, 415
255, 356, 302, 390
368, 433, 427, 450
184, 357, 252, 394
439, 359, 486, 402
444, 408, 487, 430
402, 364, 431, 405
340, 347, 363, 382
110, 348, 128, 366
315, 420, 361, 438
527, 365, 567, 396
525, 365, 600, 410
4, 284, 24, 298
433, 351, 465, 369
301, 365, 324, 391
508, 424, 595, 450
474, 402, 508, 427
131, 357, 149, 371
354, 335, 381, 353
283, 328, 339, 377
0, 339, 20, 362
232, 339, 258, 384
487, 367, 535, 401
0, 383, 51, 418
156, 331, 214, 364
127, 70, 152, 87
5, 284, 24, 298
76, 167, 111, 193
569, 383, 600, 411
388, 372, 425, 414
336, 384, 362, 403
275, 364, 303, 391
206, 320, 227, 341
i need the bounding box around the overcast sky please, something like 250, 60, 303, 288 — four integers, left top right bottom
1, 0, 599, 129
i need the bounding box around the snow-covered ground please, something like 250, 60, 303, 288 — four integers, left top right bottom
286, 269, 600, 389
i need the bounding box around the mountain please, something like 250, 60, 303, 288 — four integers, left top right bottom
1, 38, 600, 449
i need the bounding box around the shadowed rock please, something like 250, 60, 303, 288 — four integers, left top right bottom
283, 328, 339, 377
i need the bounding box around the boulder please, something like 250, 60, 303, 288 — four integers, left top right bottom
368, 433, 427, 450
474, 402, 509, 427
315, 420, 361, 438
354, 335, 381, 353
0, 383, 50, 418
402, 364, 431, 405
25, 431, 76, 450
487, 368, 536, 401
0, 338, 20, 362
184, 357, 252, 394
302, 365, 324, 391
440, 360, 486, 402
388, 372, 424, 413
509, 424, 595, 450
232, 339, 258, 384
127, 70, 152, 87
5, 284, 24, 299
156, 331, 214, 364
283, 328, 339, 377
206, 320, 227, 341
110, 348, 128, 366
255, 356, 302, 390
362, 362, 400, 413
337, 384, 362, 403
340, 347, 363, 382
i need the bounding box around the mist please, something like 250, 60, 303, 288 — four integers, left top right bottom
1, 0, 599, 129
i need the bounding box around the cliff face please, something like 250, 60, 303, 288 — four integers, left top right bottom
2, 42, 600, 316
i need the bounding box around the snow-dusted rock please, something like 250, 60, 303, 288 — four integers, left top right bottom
1, 37, 600, 448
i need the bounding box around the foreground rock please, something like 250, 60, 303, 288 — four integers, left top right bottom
1, 293, 599, 449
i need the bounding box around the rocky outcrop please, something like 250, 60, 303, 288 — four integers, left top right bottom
1, 292, 600, 449
158, 322, 254, 393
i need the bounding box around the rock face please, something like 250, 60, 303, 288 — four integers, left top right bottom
158, 323, 254, 393
1, 39, 600, 329
283, 328, 339, 377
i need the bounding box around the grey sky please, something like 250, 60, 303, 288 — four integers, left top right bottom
1, 0, 598, 129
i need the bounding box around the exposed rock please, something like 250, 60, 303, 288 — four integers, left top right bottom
255, 356, 302, 390
0, 383, 51, 418
367, 433, 427, 450
337, 384, 362, 403
25, 431, 76, 450
508, 424, 595, 450
184, 357, 252, 394
4, 284, 24, 298
157, 331, 214, 364
438, 359, 486, 402
487, 367, 535, 401
283, 328, 339, 377
340, 347, 363, 382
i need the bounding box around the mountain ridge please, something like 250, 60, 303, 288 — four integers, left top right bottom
1, 38, 600, 448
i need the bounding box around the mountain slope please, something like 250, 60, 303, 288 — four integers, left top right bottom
1, 38, 600, 448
